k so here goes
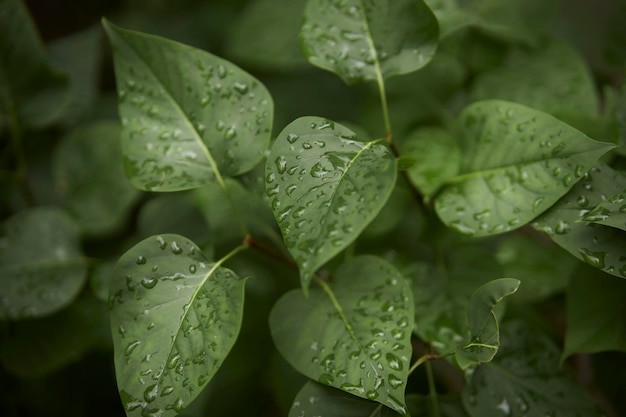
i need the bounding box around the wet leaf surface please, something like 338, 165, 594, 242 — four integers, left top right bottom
435, 100, 615, 237
579, 189, 626, 232
110, 234, 247, 417
270, 256, 414, 415
266, 117, 397, 292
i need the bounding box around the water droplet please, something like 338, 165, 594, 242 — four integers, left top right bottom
233, 82, 248, 94
366, 390, 379, 399
200, 95, 211, 106
189, 264, 197, 273
224, 126, 237, 140
579, 248, 606, 268
125, 340, 141, 356
217, 65, 227, 78
386, 353, 402, 370
275, 156, 287, 174
562, 174, 573, 186
496, 398, 511, 416
473, 209, 491, 221
136, 256, 147, 265
533, 197, 544, 211
142, 277, 157, 289
388, 374, 403, 389
286, 133, 299, 143
156, 236, 167, 250
449, 221, 476, 236
161, 386, 174, 396
171, 241, 183, 254
318, 373, 334, 384
577, 195, 589, 207
555, 220, 571, 234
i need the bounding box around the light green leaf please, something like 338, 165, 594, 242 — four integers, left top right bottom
424, 0, 473, 38
269, 256, 414, 415
300, 0, 439, 84
266, 117, 397, 292
532, 162, 626, 278
110, 234, 248, 417
102, 19, 273, 191
563, 266, 626, 359
579, 190, 626, 232
463, 321, 602, 417
0, 207, 87, 320
401, 126, 460, 196
455, 278, 520, 369
53, 121, 142, 237
435, 100, 615, 237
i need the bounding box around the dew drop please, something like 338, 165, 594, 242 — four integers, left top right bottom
224, 126, 237, 140
136, 256, 147, 265
287, 133, 299, 144
125, 340, 141, 356
189, 264, 197, 273
171, 241, 183, 255
579, 248, 606, 268
275, 156, 287, 174
141, 277, 158, 289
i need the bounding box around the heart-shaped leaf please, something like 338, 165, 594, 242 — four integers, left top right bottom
102, 19, 273, 191
0, 207, 87, 320
300, 0, 439, 84
532, 162, 626, 278
110, 234, 248, 417
266, 117, 397, 293
578, 189, 626, 232
435, 100, 615, 237
269, 256, 414, 415
455, 278, 520, 369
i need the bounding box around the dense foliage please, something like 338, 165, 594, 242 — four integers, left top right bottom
1, 0, 626, 416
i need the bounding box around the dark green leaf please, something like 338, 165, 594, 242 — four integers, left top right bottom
270, 256, 414, 415
463, 321, 602, 417
579, 190, 626, 232
266, 117, 397, 292
424, 0, 473, 38
102, 19, 273, 191
435, 100, 615, 237
532, 162, 626, 278
300, 0, 439, 84
455, 278, 520, 369
110, 234, 248, 417
0, 207, 87, 320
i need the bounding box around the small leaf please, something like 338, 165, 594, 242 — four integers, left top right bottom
435, 100, 615, 237
0, 207, 87, 320
578, 190, 626, 232
266, 117, 397, 292
463, 321, 602, 417
455, 278, 520, 369
269, 256, 414, 415
532, 162, 626, 278
300, 0, 439, 84
110, 234, 248, 417
102, 19, 273, 191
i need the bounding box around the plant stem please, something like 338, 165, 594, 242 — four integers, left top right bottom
377, 73, 393, 140
368, 404, 383, 417
244, 235, 296, 268
426, 360, 440, 417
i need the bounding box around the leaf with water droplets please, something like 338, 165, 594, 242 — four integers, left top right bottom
455, 278, 520, 369
300, 0, 439, 84
533, 162, 626, 278
102, 19, 273, 191
269, 256, 414, 415
463, 321, 602, 417
578, 189, 626, 232
266, 117, 397, 293
110, 234, 248, 417
434, 100, 616, 237
0, 207, 87, 320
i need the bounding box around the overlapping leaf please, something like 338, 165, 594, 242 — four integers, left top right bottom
300, 0, 439, 84
266, 117, 397, 292
270, 256, 414, 415
110, 234, 247, 417
0, 207, 87, 320
435, 100, 615, 237
532, 162, 626, 278
102, 19, 273, 191
579, 190, 626, 232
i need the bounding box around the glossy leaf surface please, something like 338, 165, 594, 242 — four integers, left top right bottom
0, 207, 87, 320
300, 0, 439, 84
110, 234, 247, 417
270, 256, 414, 415
455, 278, 520, 369
579, 190, 626, 232
533, 163, 626, 278
435, 100, 615, 237
463, 321, 602, 417
266, 117, 397, 292
102, 19, 273, 191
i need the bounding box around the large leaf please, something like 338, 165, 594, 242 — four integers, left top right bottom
463, 321, 602, 417
0, 207, 87, 320
269, 256, 414, 415
300, 0, 439, 84
53, 121, 142, 237
102, 19, 273, 191
455, 278, 520, 369
434, 100, 615, 237
266, 117, 397, 292
532, 162, 626, 278
110, 234, 248, 417
562, 266, 626, 359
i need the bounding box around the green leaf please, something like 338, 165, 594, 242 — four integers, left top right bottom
463, 321, 602, 417
0, 207, 87, 320
532, 162, 626, 278
579, 190, 626, 231
424, 0, 473, 38
434, 100, 615, 237
300, 0, 439, 84
266, 117, 397, 292
269, 256, 414, 415
455, 278, 520, 369
563, 266, 626, 359
53, 121, 142, 237
110, 234, 248, 417
401, 126, 460, 196
102, 19, 273, 191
